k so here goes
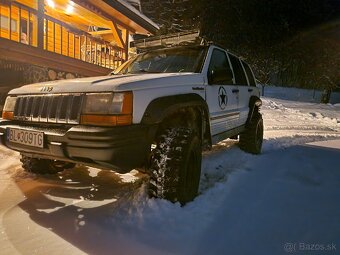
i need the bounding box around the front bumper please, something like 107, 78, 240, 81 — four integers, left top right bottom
0, 120, 152, 172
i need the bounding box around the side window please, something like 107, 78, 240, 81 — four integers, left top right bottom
242, 61, 256, 87
228, 53, 248, 85
208, 49, 234, 85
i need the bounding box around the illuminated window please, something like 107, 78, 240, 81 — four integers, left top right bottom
0, 17, 18, 33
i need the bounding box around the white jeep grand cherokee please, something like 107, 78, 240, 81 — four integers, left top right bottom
0, 44, 263, 204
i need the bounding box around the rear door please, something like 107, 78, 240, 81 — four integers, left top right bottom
242, 60, 258, 92
228, 53, 250, 126
205, 48, 239, 136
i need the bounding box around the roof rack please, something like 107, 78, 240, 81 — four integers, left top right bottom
130, 30, 241, 57
131, 30, 205, 51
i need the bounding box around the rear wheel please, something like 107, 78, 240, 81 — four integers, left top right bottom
20, 155, 75, 174
239, 112, 263, 154
148, 127, 202, 205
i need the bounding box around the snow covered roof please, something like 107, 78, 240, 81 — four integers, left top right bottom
102, 0, 159, 34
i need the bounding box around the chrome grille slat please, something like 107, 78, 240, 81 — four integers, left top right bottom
65, 96, 73, 122
26, 97, 33, 120
58, 95, 72, 123
40, 96, 49, 122
32, 96, 41, 122
14, 97, 21, 116
56, 96, 66, 123
23, 97, 31, 120
13, 94, 83, 124
69, 95, 83, 124
16, 97, 22, 116
19, 97, 27, 118
48, 96, 59, 122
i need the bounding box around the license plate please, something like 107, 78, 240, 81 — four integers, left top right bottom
7, 128, 44, 148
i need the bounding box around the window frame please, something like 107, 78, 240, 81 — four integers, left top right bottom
241, 60, 257, 87
0, 17, 18, 33
207, 48, 235, 86
227, 52, 248, 86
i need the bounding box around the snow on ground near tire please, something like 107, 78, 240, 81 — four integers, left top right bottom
0, 97, 340, 255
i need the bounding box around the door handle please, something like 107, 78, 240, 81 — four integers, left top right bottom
192, 87, 204, 91
248, 88, 253, 92
232, 89, 239, 93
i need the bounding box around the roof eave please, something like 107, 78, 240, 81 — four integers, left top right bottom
102, 0, 159, 34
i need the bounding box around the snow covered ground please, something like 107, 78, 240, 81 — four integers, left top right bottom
260, 85, 340, 104
0, 95, 340, 255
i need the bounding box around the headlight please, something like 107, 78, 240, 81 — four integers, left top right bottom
2, 96, 17, 120
82, 93, 113, 114
81, 92, 133, 126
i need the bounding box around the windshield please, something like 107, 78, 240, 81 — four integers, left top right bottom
113, 46, 207, 75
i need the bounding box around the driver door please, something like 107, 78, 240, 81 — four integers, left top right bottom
205, 48, 239, 136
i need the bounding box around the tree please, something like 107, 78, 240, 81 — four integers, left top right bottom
200, 0, 339, 47
141, 0, 200, 34
140, 0, 340, 88
199, 0, 340, 87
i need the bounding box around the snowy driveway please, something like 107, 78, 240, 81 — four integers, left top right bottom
0, 97, 339, 255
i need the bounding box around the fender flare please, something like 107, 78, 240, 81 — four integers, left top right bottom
246, 96, 262, 126
141, 94, 212, 146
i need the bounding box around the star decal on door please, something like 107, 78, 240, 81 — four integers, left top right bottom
218, 86, 228, 110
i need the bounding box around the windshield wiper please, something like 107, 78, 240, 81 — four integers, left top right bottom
138, 68, 162, 73
129, 69, 161, 74
115, 69, 161, 75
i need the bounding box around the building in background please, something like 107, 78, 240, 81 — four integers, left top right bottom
0, 0, 158, 109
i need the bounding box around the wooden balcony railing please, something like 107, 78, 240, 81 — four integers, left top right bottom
0, 1, 124, 70
0, 1, 38, 47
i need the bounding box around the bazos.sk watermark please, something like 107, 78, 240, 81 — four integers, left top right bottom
284, 242, 337, 253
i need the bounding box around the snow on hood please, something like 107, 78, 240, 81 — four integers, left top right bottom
9, 73, 205, 95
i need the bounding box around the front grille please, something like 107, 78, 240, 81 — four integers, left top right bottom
14, 94, 84, 124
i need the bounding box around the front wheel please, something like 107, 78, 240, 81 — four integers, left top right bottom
148, 127, 202, 205
20, 155, 75, 174
239, 112, 264, 154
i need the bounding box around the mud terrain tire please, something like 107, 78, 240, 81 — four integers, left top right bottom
239, 112, 264, 154
148, 127, 202, 205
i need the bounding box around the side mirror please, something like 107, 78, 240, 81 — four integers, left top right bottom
208, 68, 233, 85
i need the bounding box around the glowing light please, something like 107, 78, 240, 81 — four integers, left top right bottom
46, 0, 55, 8
66, 5, 74, 14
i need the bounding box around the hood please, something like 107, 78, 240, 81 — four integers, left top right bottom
9, 73, 205, 95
